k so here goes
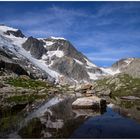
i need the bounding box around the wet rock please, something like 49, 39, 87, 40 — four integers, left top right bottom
72, 96, 106, 109
73, 109, 100, 117
121, 96, 140, 100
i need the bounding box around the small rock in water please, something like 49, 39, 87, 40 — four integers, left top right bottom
121, 96, 140, 100
72, 96, 106, 109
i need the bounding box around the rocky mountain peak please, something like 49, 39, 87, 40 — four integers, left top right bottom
4, 29, 25, 38
0, 25, 139, 84
22, 36, 47, 59
111, 57, 135, 71
44, 38, 87, 64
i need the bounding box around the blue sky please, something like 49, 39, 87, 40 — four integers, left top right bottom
0, 2, 140, 67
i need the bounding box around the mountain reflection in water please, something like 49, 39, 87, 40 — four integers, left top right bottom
71, 107, 140, 138
1, 96, 140, 139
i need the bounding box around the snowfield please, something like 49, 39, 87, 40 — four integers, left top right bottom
0, 25, 61, 81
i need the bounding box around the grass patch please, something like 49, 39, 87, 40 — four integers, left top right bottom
0, 115, 18, 132
5, 77, 52, 89
95, 74, 140, 97
18, 118, 44, 138
6, 94, 48, 104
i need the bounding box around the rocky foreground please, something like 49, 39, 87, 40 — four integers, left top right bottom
0, 68, 140, 138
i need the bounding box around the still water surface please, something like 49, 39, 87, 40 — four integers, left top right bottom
71, 107, 140, 138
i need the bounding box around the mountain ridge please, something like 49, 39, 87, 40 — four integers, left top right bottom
0, 24, 139, 84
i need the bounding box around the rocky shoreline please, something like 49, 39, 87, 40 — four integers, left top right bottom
0, 71, 140, 138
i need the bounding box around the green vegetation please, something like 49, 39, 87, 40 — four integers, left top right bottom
95, 74, 140, 97
5, 77, 52, 89
0, 115, 17, 132
120, 100, 136, 108
18, 118, 43, 138
6, 94, 48, 104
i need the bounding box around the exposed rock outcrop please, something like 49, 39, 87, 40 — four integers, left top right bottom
22, 37, 47, 59
51, 56, 89, 81
4, 29, 25, 38
123, 58, 140, 78
0, 54, 29, 76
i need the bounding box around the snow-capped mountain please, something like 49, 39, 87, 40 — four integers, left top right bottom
0, 25, 138, 84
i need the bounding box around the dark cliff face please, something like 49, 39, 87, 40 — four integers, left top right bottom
4, 29, 25, 38
0, 53, 29, 76
22, 37, 47, 59
0, 47, 55, 83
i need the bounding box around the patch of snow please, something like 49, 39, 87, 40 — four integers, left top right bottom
19, 49, 60, 80
7, 34, 27, 46
84, 58, 97, 68
50, 36, 66, 40
0, 25, 17, 34
101, 67, 120, 75
38, 38, 54, 46
124, 58, 134, 65
87, 72, 99, 80
12, 57, 19, 60
41, 54, 48, 60
47, 49, 64, 58
74, 59, 83, 65
0, 32, 61, 81
45, 41, 54, 46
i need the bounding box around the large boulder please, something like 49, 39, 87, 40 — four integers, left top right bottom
72, 96, 106, 109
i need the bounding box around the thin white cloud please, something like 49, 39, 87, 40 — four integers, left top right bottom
2, 2, 140, 66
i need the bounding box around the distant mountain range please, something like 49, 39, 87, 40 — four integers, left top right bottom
0, 25, 139, 84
